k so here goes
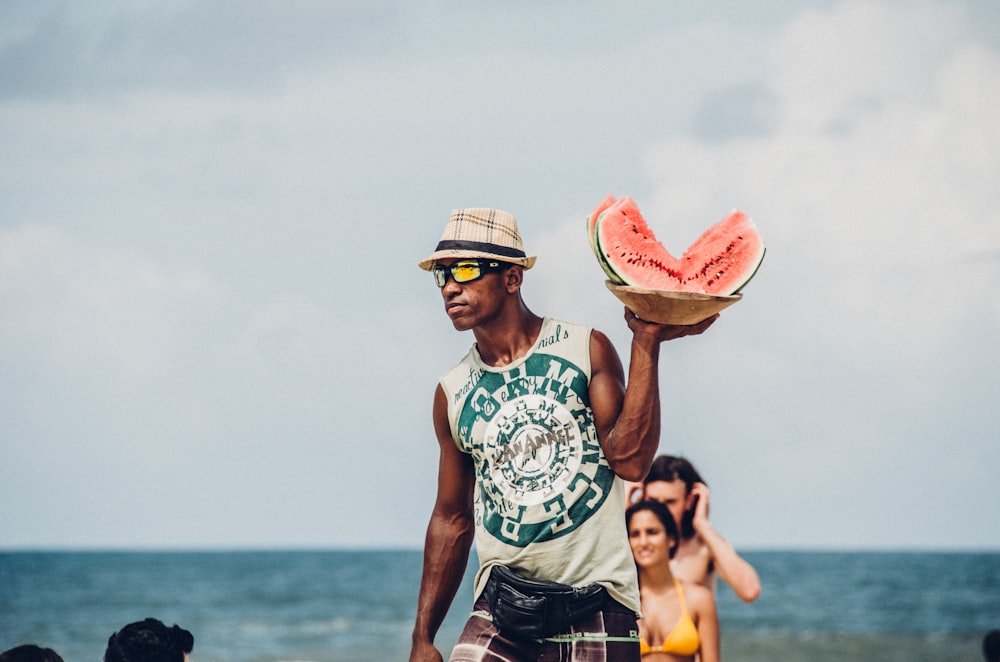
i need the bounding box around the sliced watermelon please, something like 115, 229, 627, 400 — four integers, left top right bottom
587, 193, 616, 256
590, 195, 765, 296
587, 194, 623, 284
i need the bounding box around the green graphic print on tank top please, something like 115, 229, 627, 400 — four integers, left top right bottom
455, 348, 614, 546
441, 318, 639, 613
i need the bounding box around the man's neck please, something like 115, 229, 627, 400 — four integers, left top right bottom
473, 306, 543, 367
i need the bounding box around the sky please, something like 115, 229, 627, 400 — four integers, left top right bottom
1, 0, 998, 552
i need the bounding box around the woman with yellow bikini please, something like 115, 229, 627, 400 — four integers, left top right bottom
627, 500, 720, 661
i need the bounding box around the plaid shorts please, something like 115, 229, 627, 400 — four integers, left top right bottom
449, 594, 640, 662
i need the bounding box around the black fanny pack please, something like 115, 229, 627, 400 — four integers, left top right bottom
484, 565, 608, 639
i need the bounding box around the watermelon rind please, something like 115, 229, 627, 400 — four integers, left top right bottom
728, 246, 765, 294
587, 195, 626, 284
592, 210, 626, 285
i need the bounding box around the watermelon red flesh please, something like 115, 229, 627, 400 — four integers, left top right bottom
593, 196, 765, 296
680, 210, 765, 294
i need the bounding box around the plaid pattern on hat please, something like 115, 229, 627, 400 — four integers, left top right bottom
418, 208, 537, 271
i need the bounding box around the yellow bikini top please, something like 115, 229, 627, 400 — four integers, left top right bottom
639, 577, 700, 657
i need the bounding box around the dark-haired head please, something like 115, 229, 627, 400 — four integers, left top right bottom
984, 629, 1000, 662
645, 455, 705, 490
0, 645, 64, 662
644, 455, 705, 539
104, 618, 194, 662
626, 499, 680, 558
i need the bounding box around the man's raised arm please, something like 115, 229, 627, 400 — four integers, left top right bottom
590, 309, 717, 482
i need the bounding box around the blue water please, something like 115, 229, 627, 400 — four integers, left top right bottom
2, 550, 998, 661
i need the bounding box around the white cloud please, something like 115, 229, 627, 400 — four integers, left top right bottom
0, 225, 223, 384
771, 0, 968, 130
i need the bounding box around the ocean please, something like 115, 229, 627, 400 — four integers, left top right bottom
2, 550, 998, 661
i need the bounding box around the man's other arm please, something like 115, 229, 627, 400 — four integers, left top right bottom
410, 385, 476, 662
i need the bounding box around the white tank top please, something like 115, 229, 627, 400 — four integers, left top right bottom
439, 317, 640, 614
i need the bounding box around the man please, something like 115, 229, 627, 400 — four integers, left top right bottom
630, 455, 760, 602
409, 208, 717, 661
104, 618, 194, 662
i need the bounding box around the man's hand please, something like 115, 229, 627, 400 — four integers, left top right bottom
625, 308, 718, 342
625, 481, 645, 506
690, 481, 711, 533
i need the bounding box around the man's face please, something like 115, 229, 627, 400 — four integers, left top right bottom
434, 258, 511, 331
643, 479, 690, 529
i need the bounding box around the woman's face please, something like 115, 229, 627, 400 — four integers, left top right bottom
628, 509, 674, 568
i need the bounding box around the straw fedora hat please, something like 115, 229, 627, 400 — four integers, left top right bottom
418, 208, 537, 271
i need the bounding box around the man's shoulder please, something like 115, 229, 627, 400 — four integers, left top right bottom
675, 536, 714, 566
672, 543, 716, 588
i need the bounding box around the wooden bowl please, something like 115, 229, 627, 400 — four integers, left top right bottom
605, 281, 741, 325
